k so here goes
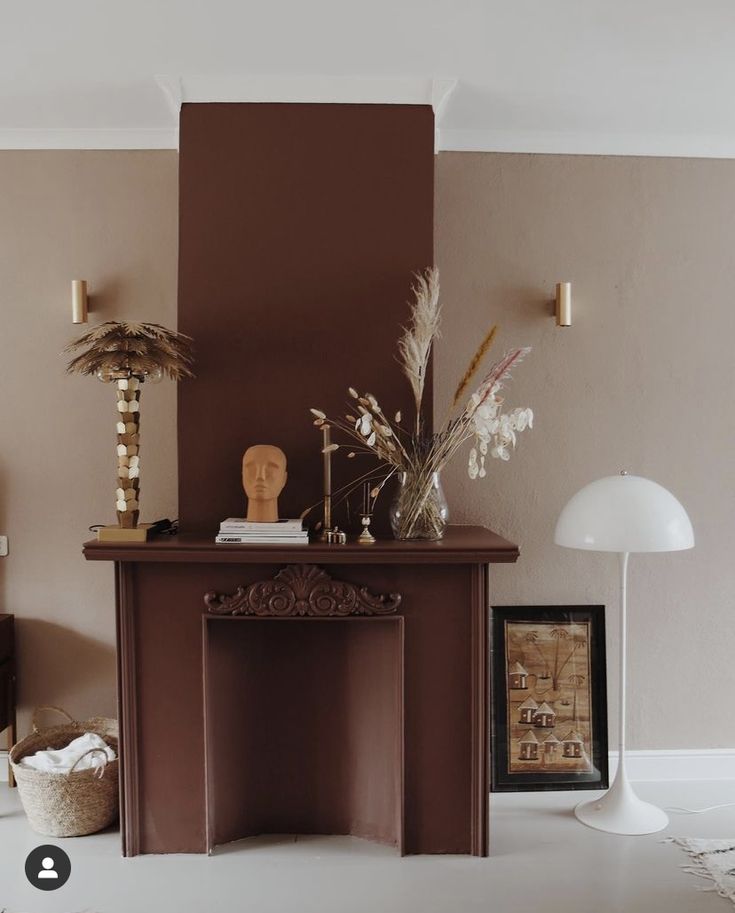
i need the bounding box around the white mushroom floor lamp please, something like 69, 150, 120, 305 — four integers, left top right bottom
554, 472, 694, 835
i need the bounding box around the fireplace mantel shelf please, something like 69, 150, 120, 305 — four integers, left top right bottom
83, 524, 519, 565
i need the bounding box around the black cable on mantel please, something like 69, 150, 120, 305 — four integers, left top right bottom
88, 519, 179, 536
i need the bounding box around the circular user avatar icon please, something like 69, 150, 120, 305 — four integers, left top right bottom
25, 845, 71, 891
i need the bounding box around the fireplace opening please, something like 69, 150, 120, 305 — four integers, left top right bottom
203, 616, 404, 853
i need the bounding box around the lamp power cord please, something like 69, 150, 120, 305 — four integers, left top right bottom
665, 803, 735, 815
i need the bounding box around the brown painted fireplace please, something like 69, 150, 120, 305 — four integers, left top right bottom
85, 531, 518, 856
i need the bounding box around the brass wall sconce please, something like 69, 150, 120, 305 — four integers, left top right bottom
71, 280, 89, 324
555, 282, 572, 327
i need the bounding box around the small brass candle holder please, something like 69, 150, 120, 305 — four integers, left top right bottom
358, 482, 376, 543
358, 513, 376, 544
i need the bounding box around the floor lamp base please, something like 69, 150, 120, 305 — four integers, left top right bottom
575, 771, 669, 835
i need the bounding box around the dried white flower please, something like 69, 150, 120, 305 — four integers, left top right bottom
322, 444, 340, 453
467, 394, 533, 477
310, 408, 326, 419
349, 387, 358, 398
468, 447, 479, 479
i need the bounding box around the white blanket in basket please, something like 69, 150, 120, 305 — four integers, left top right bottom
19, 732, 116, 773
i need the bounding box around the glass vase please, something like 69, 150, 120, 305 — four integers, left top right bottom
389, 470, 449, 541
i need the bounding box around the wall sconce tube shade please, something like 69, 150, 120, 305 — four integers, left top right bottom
71, 280, 88, 324
556, 282, 571, 327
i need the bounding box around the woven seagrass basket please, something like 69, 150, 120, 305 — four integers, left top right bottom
10, 706, 119, 837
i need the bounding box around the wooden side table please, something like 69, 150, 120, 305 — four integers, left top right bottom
0, 615, 16, 787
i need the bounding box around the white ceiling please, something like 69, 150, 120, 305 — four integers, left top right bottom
2, 0, 735, 156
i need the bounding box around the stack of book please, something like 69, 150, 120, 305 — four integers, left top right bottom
215, 518, 309, 545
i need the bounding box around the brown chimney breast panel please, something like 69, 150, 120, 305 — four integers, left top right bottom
177, 103, 435, 532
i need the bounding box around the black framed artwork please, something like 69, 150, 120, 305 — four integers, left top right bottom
491, 605, 608, 792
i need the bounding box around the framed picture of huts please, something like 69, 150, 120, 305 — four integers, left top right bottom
491, 606, 608, 792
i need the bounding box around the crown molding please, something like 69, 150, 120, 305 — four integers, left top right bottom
154, 74, 458, 154
431, 79, 457, 153
3, 123, 732, 159
155, 75, 183, 119
1, 79, 733, 158
0, 127, 177, 150
158, 74, 456, 110
437, 127, 735, 159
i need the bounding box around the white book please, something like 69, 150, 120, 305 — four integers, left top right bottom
219, 518, 304, 531
216, 535, 309, 545
219, 525, 306, 532
217, 529, 309, 542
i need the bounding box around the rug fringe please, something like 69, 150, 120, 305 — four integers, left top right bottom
681, 863, 716, 881
669, 838, 735, 905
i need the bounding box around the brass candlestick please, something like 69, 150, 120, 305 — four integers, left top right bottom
358, 481, 376, 543
319, 424, 332, 541
318, 424, 347, 543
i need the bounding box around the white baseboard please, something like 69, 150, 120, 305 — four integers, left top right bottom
2, 748, 734, 784
609, 749, 735, 782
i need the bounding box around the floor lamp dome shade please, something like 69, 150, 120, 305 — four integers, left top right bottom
554, 474, 694, 553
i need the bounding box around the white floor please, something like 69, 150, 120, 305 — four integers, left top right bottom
1, 780, 735, 912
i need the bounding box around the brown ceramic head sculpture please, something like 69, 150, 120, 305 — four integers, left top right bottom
242, 445, 288, 522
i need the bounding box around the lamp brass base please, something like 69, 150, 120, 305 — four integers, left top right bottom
97, 523, 153, 543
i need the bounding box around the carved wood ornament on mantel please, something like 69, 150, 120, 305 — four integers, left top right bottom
204, 564, 402, 617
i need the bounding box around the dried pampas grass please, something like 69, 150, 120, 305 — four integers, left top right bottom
397, 267, 441, 427
475, 346, 531, 405
452, 324, 498, 406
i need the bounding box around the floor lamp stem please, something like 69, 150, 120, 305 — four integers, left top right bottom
618, 552, 629, 764
574, 549, 668, 834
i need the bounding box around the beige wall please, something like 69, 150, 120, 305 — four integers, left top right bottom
0, 151, 179, 734
436, 152, 735, 749
0, 149, 732, 750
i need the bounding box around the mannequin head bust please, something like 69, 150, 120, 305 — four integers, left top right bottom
242, 445, 288, 522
